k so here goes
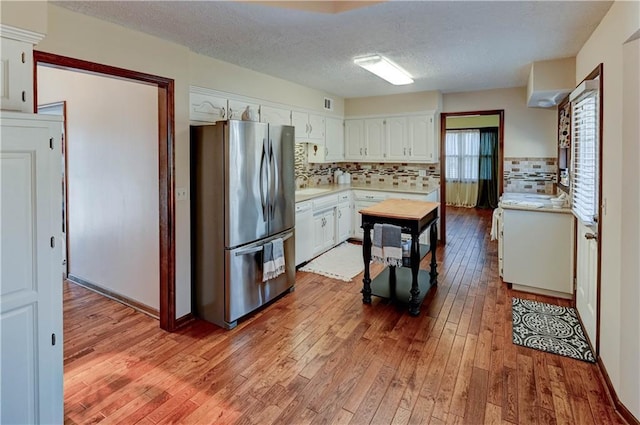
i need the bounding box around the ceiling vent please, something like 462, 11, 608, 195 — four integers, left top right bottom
323, 97, 334, 111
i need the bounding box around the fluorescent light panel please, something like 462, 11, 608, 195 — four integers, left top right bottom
354, 54, 413, 85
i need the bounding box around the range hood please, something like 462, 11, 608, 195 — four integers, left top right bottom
527, 57, 576, 108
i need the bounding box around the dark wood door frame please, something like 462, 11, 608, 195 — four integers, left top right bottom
33, 51, 178, 331
439, 110, 505, 244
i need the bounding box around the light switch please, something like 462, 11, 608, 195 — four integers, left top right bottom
176, 187, 188, 201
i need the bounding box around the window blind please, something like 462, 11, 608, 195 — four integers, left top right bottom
445, 129, 480, 182
571, 87, 599, 224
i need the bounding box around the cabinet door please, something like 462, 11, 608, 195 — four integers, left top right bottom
291, 110, 309, 141
323, 210, 336, 250
0, 38, 33, 112
1, 114, 64, 424
228, 99, 260, 121
308, 114, 325, 141
324, 117, 344, 162
386, 117, 408, 161
344, 120, 364, 160
312, 214, 325, 256
364, 118, 386, 160
408, 115, 436, 162
190, 92, 227, 122
337, 203, 351, 242
260, 105, 291, 126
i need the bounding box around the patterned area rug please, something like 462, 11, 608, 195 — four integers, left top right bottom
300, 242, 363, 282
512, 298, 595, 363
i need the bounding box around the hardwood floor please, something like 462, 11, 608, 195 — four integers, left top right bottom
63, 207, 626, 425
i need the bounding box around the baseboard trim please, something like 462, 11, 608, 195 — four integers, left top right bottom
175, 313, 195, 329
67, 274, 160, 320
597, 358, 639, 425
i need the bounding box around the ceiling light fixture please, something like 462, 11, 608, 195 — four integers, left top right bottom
353, 54, 414, 85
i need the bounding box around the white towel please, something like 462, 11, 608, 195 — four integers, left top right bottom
263, 238, 285, 282
490, 208, 502, 241
372, 224, 403, 267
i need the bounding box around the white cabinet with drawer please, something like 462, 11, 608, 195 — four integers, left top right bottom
295, 201, 313, 266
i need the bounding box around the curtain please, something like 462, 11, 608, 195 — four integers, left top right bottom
445, 129, 480, 207
476, 128, 499, 209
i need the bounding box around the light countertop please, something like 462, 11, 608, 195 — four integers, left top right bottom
499, 201, 572, 214
295, 183, 439, 203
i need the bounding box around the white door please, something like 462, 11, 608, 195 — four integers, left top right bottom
576, 221, 598, 346
408, 115, 435, 161
1, 112, 63, 424
324, 117, 344, 162
364, 118, 386, 160
259, 105, 291, 126
386, 116, 407, 161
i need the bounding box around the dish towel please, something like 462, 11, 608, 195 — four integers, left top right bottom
263, 238, 285, 282
490, 207, 502, 241
372, 224, 403, 267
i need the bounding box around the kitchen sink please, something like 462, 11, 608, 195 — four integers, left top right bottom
295, 188, 331, 195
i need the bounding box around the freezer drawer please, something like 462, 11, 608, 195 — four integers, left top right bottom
225, 231, 295, 325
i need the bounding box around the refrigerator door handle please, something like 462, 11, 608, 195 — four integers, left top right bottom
269, 140, 278, 220
259, 139, 268, 221
233, 231, 294, 256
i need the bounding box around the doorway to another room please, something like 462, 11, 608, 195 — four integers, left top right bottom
439, 110, 504, 242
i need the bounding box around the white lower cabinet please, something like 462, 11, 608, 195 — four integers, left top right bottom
336, 192, 352, 243
295, 201, 313, 266
312, 209, 336, 256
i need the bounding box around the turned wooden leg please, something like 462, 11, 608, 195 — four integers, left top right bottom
409, 232, 420, 316
429, 220, 438, 286
361, 222, 372, 304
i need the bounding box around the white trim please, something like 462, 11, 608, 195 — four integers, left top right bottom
0, 24, 45, 45
569, 79, 599, 102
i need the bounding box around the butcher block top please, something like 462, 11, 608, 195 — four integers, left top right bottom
359, 199, 439, 221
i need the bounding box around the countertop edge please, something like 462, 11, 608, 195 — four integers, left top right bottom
295, 184, 439, 203
499, 202, 573, 214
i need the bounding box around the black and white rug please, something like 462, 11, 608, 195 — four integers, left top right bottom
512, 297, 595, 363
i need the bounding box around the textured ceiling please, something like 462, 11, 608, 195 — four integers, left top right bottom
54, 1, 613, 98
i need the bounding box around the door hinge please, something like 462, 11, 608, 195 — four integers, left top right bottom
49, 137, 54, 150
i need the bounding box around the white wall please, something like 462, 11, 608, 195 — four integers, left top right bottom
443, 87, 557, 158
344, 91, 442, 116
25, 4, 346, 318
37, 66, 160, 311
576, 1, 640, 419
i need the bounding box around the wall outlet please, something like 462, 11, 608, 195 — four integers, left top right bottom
176, 187, 188, 201
418, 170, 427, 177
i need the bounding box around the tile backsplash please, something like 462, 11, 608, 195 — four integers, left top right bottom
503, 157, 557, 194
296, 145, 556, 195
295, 144, 440, 189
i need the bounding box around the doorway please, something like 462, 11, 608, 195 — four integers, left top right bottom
439, 110, 504, 243
34, 51, 177, 331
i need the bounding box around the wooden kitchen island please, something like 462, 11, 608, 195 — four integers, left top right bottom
359, 199, 439, 316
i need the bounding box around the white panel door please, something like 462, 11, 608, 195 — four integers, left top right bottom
324, 117, 344, 162
1, 112, 63, 425
386, 116, 408, 161
576, 220, 598, 346
227, 99, 260, 121
364, 118, 386, 160
344, 120, 364, 160
259, 105, 291, 126
408, 115, 435, 161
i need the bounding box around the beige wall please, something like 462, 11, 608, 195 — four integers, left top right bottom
345, 91, 442, 116
443, 87, 557, 158
25, 4, 346, 318
38, 66, 160, 311
445, 115, 500, 129
576, 0, 640, 418
0, 1, 48, 34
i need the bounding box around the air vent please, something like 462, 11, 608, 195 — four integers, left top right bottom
323, 97, 334, 111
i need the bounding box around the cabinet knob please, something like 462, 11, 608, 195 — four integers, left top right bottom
221, 107, 226, 119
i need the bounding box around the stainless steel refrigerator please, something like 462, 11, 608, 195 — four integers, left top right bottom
191, 120, 295, 329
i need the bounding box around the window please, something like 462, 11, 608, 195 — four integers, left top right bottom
445, 129, 480, 182
570, 79, 599, 225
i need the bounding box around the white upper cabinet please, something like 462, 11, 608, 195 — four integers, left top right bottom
292, 110, 324, 142
346, 112, 439, 163
324, 117, 344, 162
408, 114, 437, 162
344, 120, 365, 160
386, 117, 408, 161
260, 105, 291, 126
190, 92, 228, 122
228, 99, 260, 121
308, 116, 344, 163
363, 118, 386, 160
1, 26, 44, 113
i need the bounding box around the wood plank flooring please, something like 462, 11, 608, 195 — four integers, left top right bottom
63, 207, 627, 424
